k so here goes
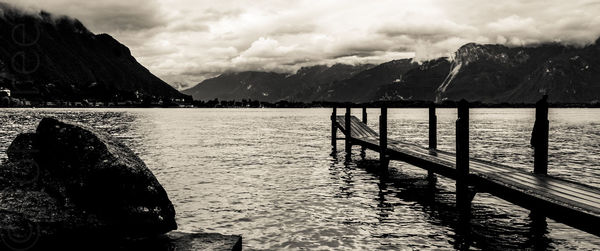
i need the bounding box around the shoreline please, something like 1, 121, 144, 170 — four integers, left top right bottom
2, 104, 600, 109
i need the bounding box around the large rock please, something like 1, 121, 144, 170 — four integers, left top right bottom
1, 117, 177, 244
1, 148, 106, 250
0, 118, 247, 251
57, 231, 243, 251
0, 229, 242, 251
32, 118, 177, 237
6, 133, 39, 161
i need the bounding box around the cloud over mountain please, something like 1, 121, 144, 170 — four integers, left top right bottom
5, 0, 600, 89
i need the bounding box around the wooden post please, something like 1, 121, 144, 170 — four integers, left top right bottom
529, 209, 548, 250
428, 103, 437, 182
362, 107, 367, 124
429, 104, 437, 151
456, 99, 470, 210
380, 107, 388, 168
533, 95, 549, 175
361, 107, 368, 159
345, 106, 352, 155
331, 107, 337, 148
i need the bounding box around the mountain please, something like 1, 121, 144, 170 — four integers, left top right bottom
282, 64, 374, 102
185, 39, 600, 104
376, 58, 451, 102
436, 41, 600, 103
504, 39, 600, 103
0, 3, 188, 102
314, 59, 419, 102
182, 64, 373, 102
182, 71, 287, 102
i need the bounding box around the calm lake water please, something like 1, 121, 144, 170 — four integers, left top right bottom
1, 108, 599, 250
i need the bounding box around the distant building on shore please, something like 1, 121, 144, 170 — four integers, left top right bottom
0, 88, 10, 97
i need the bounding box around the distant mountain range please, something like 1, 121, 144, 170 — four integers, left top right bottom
182, 64, 374, 102
0, 3, 188, 102
2, 3, 598, 105
184, 38, 600, 104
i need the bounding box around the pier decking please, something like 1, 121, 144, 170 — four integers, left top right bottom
331, 100, 600, 236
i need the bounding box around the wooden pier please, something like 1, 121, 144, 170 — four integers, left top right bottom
331, 98, 600, 236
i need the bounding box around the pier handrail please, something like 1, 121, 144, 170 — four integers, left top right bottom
329, 97, 600, 236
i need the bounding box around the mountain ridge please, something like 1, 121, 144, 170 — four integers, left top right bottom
437, 41, 599, 103
182, 64, 375, 102
184, 39, 600, 104
0, 3, 188, 103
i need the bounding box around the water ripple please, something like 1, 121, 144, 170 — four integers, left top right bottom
0, 108, 599, 250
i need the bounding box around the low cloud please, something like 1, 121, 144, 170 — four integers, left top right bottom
4, 0, 600, 89
8, 0, 166, 32
270, 23, 316, 36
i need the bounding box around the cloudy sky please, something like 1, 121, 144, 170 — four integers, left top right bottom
7, 0, 600, 89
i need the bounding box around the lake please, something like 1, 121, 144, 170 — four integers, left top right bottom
1, 108, 599, 250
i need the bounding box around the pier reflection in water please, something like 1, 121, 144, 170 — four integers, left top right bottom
332, 147, 555, 250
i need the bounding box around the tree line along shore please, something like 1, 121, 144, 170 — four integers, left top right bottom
2, 95, 600, 109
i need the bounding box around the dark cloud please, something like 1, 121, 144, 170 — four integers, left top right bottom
169, 23, 210, 33
6, 0, 167, 33
329, 42, 392, 59
376, 22, 475, 41
5, 0, 600, 87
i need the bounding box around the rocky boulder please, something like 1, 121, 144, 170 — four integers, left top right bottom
34, 117, 177, 237
0, 117, 177, 248
6, 133, 38, 161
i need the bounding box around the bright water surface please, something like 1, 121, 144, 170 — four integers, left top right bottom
1, 108, 599, 250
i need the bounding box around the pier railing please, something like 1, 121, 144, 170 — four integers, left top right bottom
330, 96, 600, 236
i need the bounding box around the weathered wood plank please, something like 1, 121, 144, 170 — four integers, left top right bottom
389, 141, 600, 208
337, 116, 378, 139
337, 116, 600, 230
351, 117, 369, 136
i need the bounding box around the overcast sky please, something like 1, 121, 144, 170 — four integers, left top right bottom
7, 0, 600, 89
